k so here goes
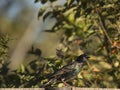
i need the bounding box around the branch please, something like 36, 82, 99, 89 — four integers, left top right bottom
97, 12, 113, 45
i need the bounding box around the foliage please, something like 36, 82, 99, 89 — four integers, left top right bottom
35, 0, 120, 88
0, 0, 120, 88
0, 33, 9, 87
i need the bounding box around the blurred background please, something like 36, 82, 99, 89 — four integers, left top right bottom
0, 0, 39, 37
0, 0, 63, 69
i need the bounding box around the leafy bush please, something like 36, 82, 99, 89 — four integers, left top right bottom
0, 33, 9, 87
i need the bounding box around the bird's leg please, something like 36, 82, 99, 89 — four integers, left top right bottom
61, 79, 71, 86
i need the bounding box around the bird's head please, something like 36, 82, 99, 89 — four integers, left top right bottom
76, 54, 89, 63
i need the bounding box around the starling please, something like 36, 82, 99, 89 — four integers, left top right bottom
41, 54, 89, 87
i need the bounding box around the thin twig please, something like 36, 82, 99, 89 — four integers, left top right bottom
97, 12, 113, 45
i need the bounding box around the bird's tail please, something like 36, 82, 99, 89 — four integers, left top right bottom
40, 79, 56, 87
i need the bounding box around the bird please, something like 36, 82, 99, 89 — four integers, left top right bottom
41, 54, 90, 87
28, 46, 42, 57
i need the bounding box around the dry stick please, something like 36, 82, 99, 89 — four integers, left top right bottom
97, 11, 113, 62
97, 12, 113, 45
98, 11, 120, 49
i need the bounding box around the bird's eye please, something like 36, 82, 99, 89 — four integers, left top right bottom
85, 56, 90, 59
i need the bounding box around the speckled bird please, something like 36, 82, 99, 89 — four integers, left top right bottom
41, 54, 89, 87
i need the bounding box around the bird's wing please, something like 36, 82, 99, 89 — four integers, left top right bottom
50, 62, 76, 78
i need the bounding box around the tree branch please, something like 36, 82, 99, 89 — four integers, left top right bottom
97, 12, 113, 45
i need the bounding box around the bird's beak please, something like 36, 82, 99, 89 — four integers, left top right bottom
86, 56, 90, 59
87, 55, 96, 60
85, 55, 90, 60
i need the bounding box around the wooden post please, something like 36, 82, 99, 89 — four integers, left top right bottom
45, 87, 72, 90
0, 88, 119, 90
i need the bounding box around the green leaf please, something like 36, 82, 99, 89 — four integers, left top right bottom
20, 64, 25, 73
38, 7, 46, 18
66, 0, 75, 6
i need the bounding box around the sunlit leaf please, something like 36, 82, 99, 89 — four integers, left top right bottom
38, 7, 46, 18
20, 64, 25, 73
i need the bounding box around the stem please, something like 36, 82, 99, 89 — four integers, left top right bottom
97, 12, 113, 45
